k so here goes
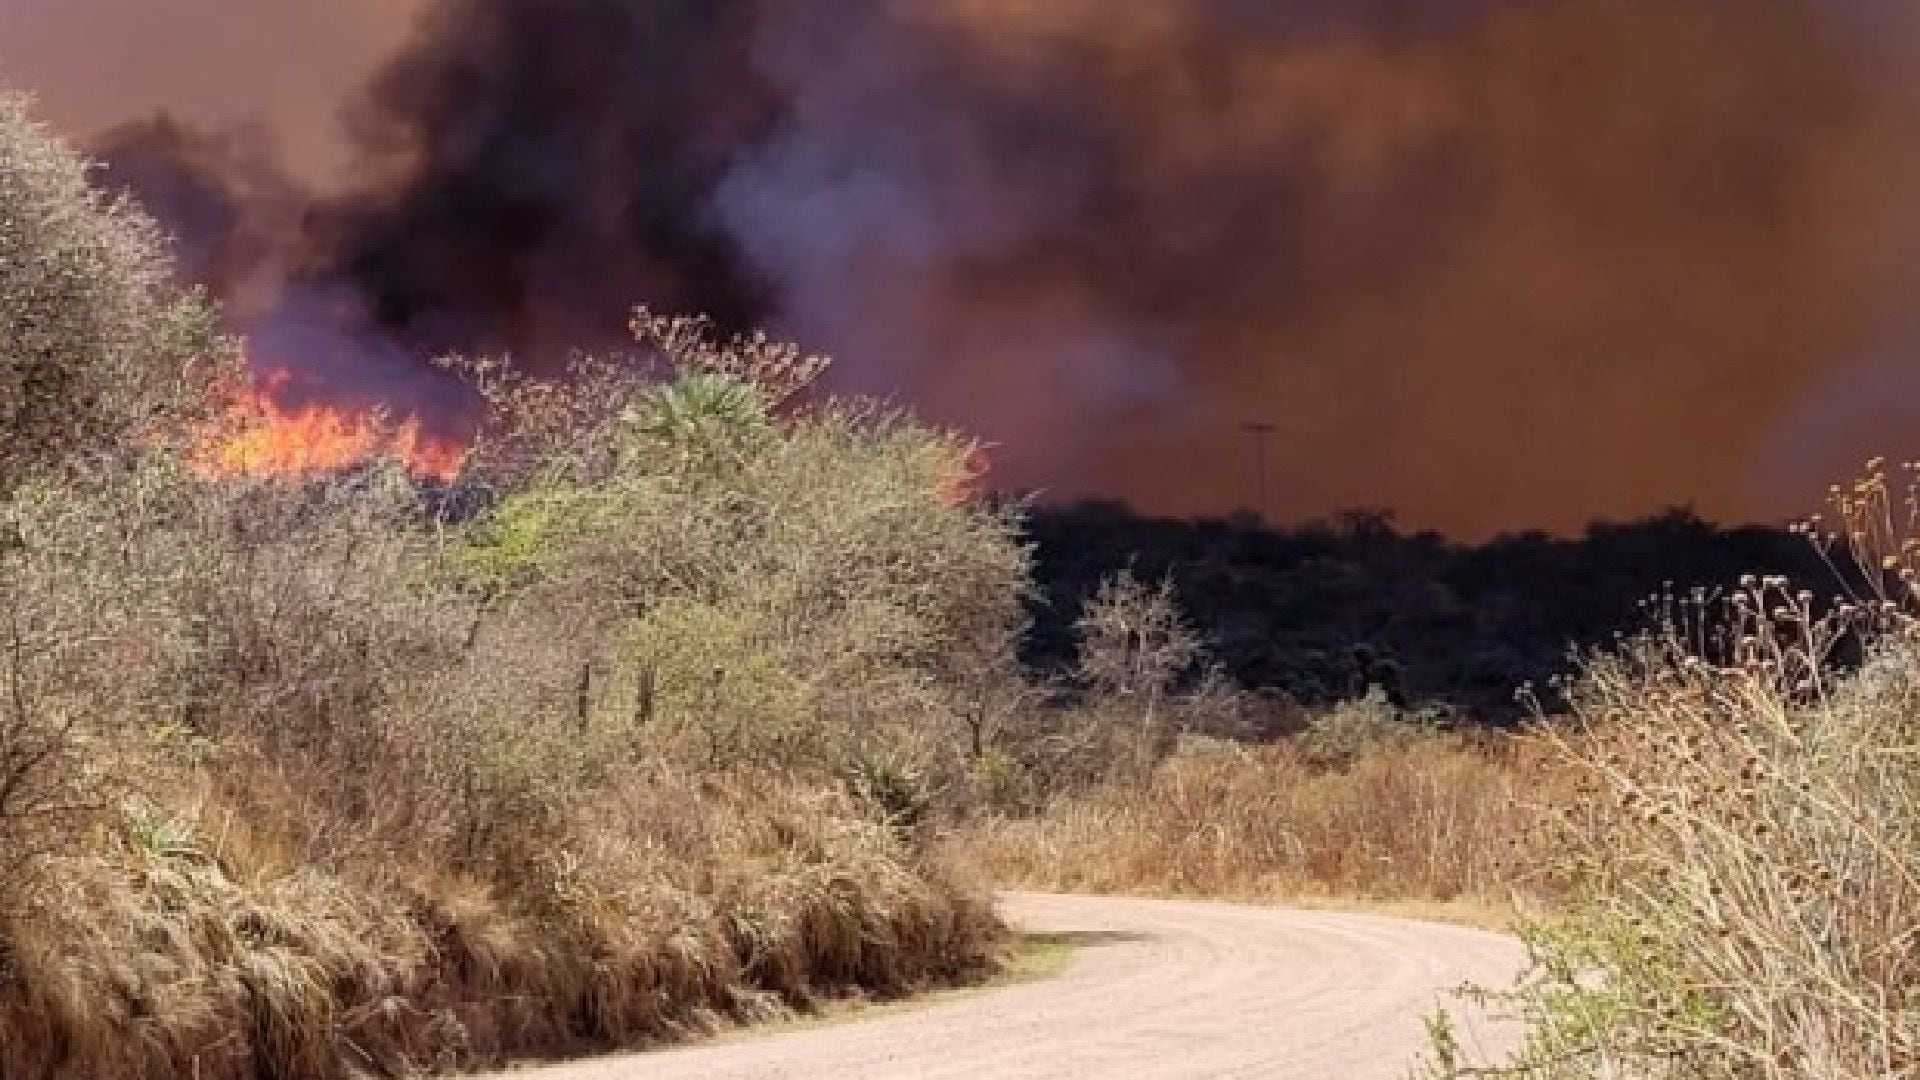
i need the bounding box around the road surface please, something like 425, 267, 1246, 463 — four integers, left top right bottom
487, 892, 1526, 1079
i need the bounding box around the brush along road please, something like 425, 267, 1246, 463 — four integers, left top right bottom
492, 892, 1526, 1079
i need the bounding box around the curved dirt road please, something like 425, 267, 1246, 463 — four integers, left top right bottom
495, 892, 1525, 1079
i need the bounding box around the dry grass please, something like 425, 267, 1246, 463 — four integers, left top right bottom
966, 729, 1564, 918
1, 765, 994, 1080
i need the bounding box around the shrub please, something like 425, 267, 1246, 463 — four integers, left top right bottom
0, 467, 193, 909
0, 95, 234, 492
450, 323, 1030, 786
1432, 464, 1920, 1078
0, 97, 231, 906
1295, 687, 1446, 769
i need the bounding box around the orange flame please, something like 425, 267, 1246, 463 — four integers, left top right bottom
202, 370, 467, 482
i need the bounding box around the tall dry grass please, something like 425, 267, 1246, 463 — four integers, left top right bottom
3, 765, 993, 1080
968, 719, 1563, 913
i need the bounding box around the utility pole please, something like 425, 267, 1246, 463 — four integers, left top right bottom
1239, 422, 1275, 522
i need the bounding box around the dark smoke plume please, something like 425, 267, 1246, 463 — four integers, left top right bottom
14, 0, 1920, 533
313, 0, 778, 357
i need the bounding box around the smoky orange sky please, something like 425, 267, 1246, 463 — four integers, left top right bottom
0, 0, 419, 183
4, 0, 1920, 536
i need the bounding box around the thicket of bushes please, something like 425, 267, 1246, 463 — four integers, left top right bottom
0, 99, 1014, 1079
0, 91, 1299, 1080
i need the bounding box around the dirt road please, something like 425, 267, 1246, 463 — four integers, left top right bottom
489, 892, 1526, 1079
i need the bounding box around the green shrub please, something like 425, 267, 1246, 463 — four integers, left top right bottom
450, 333, 1030, 785
1295, 687, 1445, 769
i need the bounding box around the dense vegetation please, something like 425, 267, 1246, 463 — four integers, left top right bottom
1027, 503, 1832, 722
0, 95, 232, 492
0, 101, 1013, 1079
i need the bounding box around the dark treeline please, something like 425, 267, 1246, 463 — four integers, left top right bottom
1024, 503, 1838, 723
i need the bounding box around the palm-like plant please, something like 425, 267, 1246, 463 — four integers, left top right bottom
626, 371, 773, 467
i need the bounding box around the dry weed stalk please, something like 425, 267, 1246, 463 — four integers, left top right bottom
1428, 461, 1920, 1079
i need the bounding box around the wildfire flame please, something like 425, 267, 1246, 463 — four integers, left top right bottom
202, 370, 467, 482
